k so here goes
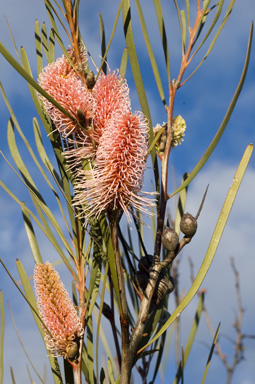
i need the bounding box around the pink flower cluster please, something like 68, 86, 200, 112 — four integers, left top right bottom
39, 48, 154, 221
34, 262, 83, 359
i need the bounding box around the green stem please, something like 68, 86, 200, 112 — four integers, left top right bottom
109, 210, 130, 384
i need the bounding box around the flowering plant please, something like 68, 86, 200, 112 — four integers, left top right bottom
0, 1, 253, 384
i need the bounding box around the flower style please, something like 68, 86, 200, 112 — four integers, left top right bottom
73, 111, 155, 222
38, 48, 95, 137
34, 262, 84, 359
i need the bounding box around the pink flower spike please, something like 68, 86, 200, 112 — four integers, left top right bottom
92, 70, 131, 142
73, 111, 155, 222
34, 262, 83, 359
38, 48, 95, 137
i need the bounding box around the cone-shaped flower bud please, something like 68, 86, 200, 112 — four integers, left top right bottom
34, 262, 84, 359
171, 115, 186, 148
162, 227, 179, 251
180, 213, 197, 237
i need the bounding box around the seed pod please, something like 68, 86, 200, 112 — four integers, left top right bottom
86, 70, 95, 89
136, 270, 149, 291
154, 276, 175, 305
180, 213, 197, 237
162, 228, 179, 251
138, 255, 153, 273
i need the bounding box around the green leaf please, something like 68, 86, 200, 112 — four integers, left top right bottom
99, 11, 107, 74
99, 216, 121, 310
185, 0, 237, 83
0, 291, 4, 384
35, 20, 43, 76
21, 207, 43, 264
6, 118, 74, 263
180, 10, 187, 52
174, 172, 189, 235
0, 43, 75, 121
138, 144, 253, 353
96, 263, 109, 382
119, 48, 128, 77
108, 358, 115, 384
200, 322, 221, 384
48, 28, 56, 63
134, 0, 166, 106
96, 0, 124, 78
170, 22, 253, 197
122, 0, 159, 190
153, 0, 170, 81
173, 293, 205, 384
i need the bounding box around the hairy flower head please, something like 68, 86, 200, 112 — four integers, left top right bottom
34, 262, 83, 359
171, 115, 186, 147
38, 48, 95, 137
73, 111, 155, 222
92, 70, 131, 142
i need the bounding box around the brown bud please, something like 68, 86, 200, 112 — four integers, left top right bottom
86, 70, 95, 89
180, 213, 197, 237
162, 228, 179, 251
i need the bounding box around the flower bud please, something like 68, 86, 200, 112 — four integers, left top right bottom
85, 70, 95, 89
180, 213, 197, 237
162, 228, 179, 251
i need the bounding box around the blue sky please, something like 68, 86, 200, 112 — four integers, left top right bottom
0, 1, 255, 383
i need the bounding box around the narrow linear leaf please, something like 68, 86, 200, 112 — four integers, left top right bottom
99, 11, 107, 74
185, 0, 237, 84
173, 293, 205, 384
138, 144, 253, 352
122, 0, 159, 188
120, 48, 128, 77
134, 0, 166, 106
6, 119, 74, 260
170, 23, 253, 197
96, 0, 124, 78
21, 207, 43, 264
96, 263, 109, 383
200, 322, 221, 384
0, 42, 75, 121
153, 0, 170, 81
35, 20, 43, 76
174, 172, 189, 235
41, 22, 49, 61
180, 10, 187, 52
48, 28, 56, 63
8, 303, 45, 384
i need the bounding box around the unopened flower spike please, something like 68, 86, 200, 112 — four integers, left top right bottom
34, 262, 84, 359
171, 115, 186, 147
